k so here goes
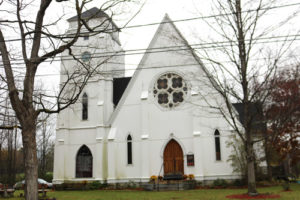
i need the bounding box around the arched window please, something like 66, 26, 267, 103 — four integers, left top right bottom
214, 130, 221, 161
76, 145, 93, 178
127, 135, 132, 164
82, 93, 88, 120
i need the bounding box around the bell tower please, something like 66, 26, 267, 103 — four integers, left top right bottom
66, 7, 125, 78
54, 7, 124, 183
57, 7, 125, 129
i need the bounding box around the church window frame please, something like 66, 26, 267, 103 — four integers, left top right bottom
127, 135, 133, 165
214, 129, 221, 161
187, 154, 195, 166
82, 93, 88, 120
153, 72, 188, 109
76, 145, 93, 178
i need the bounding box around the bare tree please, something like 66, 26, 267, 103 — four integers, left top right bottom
36, 113, 55, 179
0, 92, 20, 185
192, 0, 299, 195
0, 0, 136, 199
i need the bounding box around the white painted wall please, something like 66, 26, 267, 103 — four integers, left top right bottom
53, 14, 124, 183
108, 15, 239, 182
53, 14, 240, 184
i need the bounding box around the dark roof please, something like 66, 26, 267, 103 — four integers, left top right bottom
233, 102, 267, 134
113, 77, 131, 107
67, 7, 119, 30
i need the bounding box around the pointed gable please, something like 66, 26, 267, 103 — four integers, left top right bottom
109, 14, 207, 124
146, 14, 187, 50
138, 14, 196, 68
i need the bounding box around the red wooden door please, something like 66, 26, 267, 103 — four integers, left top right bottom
163, 139, 184, 175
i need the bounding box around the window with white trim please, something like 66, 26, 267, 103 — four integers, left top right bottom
127, 135, 132, 164
214, 130, 221, 161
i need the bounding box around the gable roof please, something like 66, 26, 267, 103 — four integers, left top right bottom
108, 14, 209, 124
233, 102, 267, 134
113, 77, 132, 107
67, 7, 120, 31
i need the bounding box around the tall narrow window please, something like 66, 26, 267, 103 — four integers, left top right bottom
214, 130, 221, 161
127, 135, 132, 164
76, 145, 93, 178
82, 93, 88, 120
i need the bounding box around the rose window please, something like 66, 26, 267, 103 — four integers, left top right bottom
153, 73, 187, 108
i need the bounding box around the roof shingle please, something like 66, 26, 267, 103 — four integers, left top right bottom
67, 7, 119, 30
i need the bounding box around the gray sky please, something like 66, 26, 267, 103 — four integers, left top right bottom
36, 0, 212, 91
1, 0, 300, 94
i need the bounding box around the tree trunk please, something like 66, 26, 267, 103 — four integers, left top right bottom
264, 136, 273, 181
283, 154, 291, 176
247, 142, 258, 195
7, 129, 13, 185
12, 127, 17, 184
41, 122, 46, 178
0, 144, 2, 180
22, 120, 38, 200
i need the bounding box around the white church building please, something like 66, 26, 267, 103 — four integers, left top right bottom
53, 8, 241, 184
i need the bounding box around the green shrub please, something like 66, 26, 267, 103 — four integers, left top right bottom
87, 181, 102, 190
54, 184, 64, 191
282, 181, 290, 191
15, 173, 25, 182
213, 179, 228, 187
232, 179, 245, 187
44, 172, 53, 182
54, 181, 106, 190
126, 181, 137, 189
196, 181, 202, 187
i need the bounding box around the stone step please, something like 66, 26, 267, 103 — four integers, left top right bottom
163, 174, 183, 180
141, 181, 196, 191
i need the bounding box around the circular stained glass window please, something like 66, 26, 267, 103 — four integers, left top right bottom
153, 73, 187, 108
81, 51, 91, 62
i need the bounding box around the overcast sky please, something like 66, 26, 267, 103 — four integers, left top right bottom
35, 0, 213, 91
1, 0, 300, 93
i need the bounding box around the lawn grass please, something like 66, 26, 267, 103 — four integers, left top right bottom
2, 183, 299, 200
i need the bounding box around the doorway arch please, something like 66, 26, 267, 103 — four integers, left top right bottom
163, 139, 184, 175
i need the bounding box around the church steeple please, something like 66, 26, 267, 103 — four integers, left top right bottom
67, 7, 120, 32
64, 7, 125, 78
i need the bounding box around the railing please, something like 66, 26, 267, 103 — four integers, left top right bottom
157, 162, 164, 191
